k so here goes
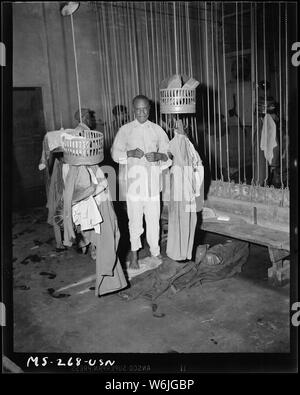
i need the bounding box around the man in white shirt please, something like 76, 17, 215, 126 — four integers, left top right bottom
111, 95, 172, 268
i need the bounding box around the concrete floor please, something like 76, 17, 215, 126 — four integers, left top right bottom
12, 207, 290, 353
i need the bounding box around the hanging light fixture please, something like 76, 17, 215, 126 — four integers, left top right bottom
160, 2, 198, 115
60, 1, 83, 124
159, 2, 199, 145
60, 1, 104, 165
60, 2, 80, 16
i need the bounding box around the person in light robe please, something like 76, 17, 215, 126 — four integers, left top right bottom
166, 119, 204, 261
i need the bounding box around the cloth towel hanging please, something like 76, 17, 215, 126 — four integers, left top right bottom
38, 129, 65, 170
169, 132, 204, 208
260, 113, 277, 165
72, 195, 103, 234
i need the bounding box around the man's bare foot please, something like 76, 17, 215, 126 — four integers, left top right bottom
129, 251, 140, 269
151, 254, 163, 263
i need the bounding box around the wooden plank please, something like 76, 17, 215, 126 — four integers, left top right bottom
205, 196, 289, 233
268, 247, 290, 264
162, 202, 290, 251
201, 217, 290, 251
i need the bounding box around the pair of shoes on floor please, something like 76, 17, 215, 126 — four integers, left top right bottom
55, 246, 67, 252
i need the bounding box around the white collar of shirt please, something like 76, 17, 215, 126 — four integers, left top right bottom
133, 119, 150, 128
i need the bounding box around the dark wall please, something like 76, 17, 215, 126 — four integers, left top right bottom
13, 88, 47, 209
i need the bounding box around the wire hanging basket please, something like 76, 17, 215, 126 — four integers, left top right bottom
159, 3, 198, 115
62, 129, 104, 166
160, 88, 196, 114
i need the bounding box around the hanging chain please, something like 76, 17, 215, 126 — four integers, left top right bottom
285, 3, 289, 188
70, 13, 82, 124
221, 3, 230, 181
173, 2, 179, 75
263, 2, 269, 187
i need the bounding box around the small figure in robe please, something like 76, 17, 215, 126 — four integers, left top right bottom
74, 107, 97, 131
253, 81, 287, 187
166, 119, 204, 262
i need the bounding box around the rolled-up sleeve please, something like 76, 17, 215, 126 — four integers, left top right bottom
111, 127, 128, 165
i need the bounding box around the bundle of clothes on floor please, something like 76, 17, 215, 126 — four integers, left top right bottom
118, 240, 250, 317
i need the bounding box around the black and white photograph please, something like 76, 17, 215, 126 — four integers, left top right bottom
1, 1, 298, 375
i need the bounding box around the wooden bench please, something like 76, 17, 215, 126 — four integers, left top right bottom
201, 196, 290, 286
161, 196, 290, 286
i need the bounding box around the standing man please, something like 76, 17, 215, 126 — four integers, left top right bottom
111, 95, 172, 269
112, 104, 129, 132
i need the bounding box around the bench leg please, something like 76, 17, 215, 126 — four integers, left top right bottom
267, 247, 290, 286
